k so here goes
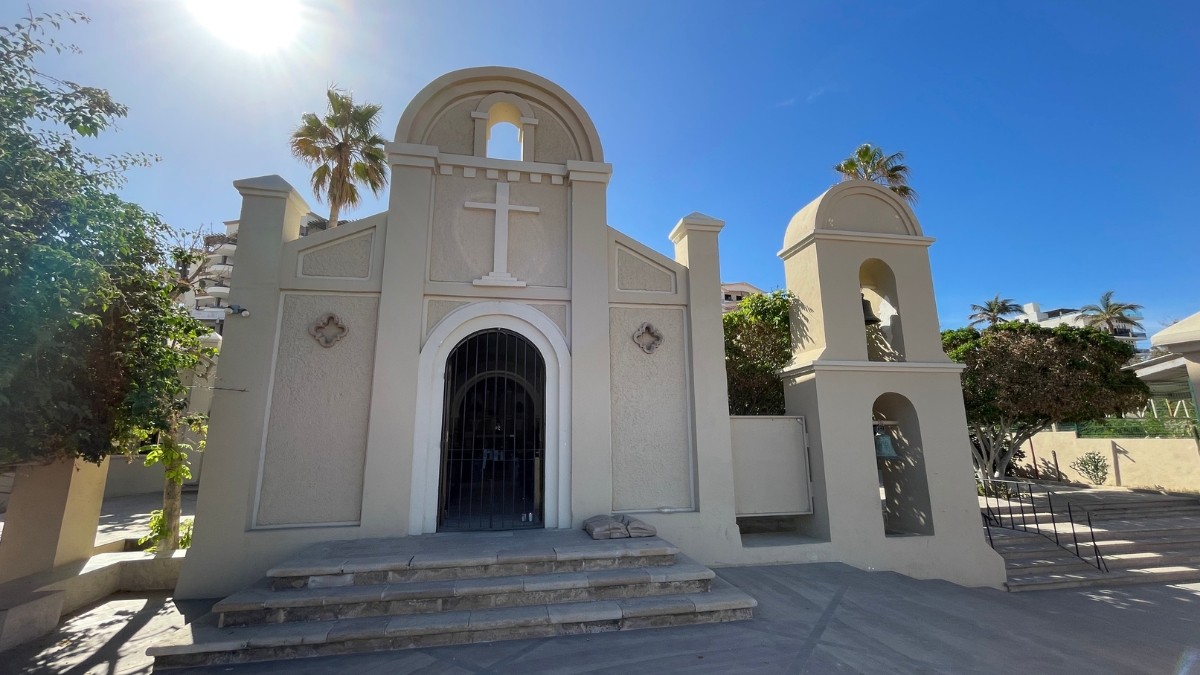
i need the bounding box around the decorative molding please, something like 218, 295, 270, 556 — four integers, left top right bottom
463, 167, 477, 178
777, 230, 937, 261
778, 359, 965, 378
632, 322, 664, 354
309, 313, 348, 347
434, 153, 568, 176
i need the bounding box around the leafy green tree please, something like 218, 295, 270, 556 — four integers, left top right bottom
1080, 290, 1144, 334
0, 12, 210, 549
1, 11, 157, 466
724, 290, 793, 415
943, 323, 1148, 478
289, 88, 388, 227
968, 294, 1023, 328
833, 143, 917, 204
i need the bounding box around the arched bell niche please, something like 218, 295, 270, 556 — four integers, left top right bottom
859, 258, 905, 362
872, 392, 934, 536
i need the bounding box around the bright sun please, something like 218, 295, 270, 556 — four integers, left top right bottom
185, 0, 302, 53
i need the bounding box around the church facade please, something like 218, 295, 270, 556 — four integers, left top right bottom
176, 68, 1003, 599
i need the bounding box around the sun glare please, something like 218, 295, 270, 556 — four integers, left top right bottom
185, 0, 302, 53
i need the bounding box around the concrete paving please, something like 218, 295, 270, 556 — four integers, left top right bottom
4, 562, 1200, 674
0, 491, 197, 549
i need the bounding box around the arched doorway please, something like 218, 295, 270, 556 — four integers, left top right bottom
438, 328, 546, 531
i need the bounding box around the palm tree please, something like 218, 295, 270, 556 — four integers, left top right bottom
1080, 291, 1144, 334
290, 88, 388, 228
833, 143, 918, 204
968, 294, 1023, 328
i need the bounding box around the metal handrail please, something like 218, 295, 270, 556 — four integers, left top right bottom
978, 478, 1107, 572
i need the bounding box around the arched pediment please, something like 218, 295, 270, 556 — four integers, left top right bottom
782, 180, 923, 252
395, 67, 604, 163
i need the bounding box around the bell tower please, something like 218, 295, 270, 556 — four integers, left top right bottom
779, 179, 1002, 586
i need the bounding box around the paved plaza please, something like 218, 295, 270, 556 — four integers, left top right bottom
0, 491, 197, 550
4, 561, 1198, 674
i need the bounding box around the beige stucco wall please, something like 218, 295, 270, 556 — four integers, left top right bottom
730, 416, 811, 516
1021, 431, 1200, 493
616, 247, 675, 292
300, 231, 373, 278
423, 97, 480, 156
531, 104, 581, 164
609, 306, 693, 511
0, 458, 109, 584
532, 303, 568, 337
256, 293, 379, 526
103, 459, 166, 499
429, 172, 568, 287
426, 299, 468, 337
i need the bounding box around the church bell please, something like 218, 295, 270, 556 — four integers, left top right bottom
873, 424, 899, 459
861, 294, 882, 325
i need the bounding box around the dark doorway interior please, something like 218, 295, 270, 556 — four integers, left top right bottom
438, 328, 546, 531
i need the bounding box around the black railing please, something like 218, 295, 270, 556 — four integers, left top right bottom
978, 478, 1108, 572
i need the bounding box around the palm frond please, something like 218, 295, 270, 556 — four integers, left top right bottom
833, 143, 918, 204
288, 87, 390, 226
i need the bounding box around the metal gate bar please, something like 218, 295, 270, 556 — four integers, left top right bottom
438, 328, 545, 531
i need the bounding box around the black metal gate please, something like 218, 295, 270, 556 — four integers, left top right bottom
438, 328, 545, 531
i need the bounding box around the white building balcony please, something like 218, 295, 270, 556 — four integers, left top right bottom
207, 263, 233, 279
207, 285, 230, 299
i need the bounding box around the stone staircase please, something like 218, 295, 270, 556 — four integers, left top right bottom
148, 529, 755, 668
985, 491, 1200, 591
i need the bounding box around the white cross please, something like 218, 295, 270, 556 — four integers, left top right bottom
465, 182, 539, 287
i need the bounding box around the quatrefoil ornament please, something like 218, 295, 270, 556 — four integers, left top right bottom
632, 322, 663, 354
309, 313, 348, 348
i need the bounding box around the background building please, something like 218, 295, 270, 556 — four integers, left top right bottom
721, 281, 763, 313
1020, 302, 1147, 352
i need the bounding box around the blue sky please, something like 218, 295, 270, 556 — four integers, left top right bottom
27, 0, 1200, 330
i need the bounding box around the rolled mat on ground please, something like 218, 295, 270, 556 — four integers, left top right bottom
583, 514, 656, 539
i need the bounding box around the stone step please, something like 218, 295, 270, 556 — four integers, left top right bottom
216, 557, 716, 627
983, 504, 1200, 521
1006, 564, 1200, 592
267, 532, 677, 590
1089, 508, 1200, 521
995, 533, 1200, 558
988, 521, 1200, 545
1005, 547, 1200, 574
148, 578, 757, 669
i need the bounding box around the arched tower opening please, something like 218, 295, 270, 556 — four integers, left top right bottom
872, 392, 933, 536
860, 258, 905, 362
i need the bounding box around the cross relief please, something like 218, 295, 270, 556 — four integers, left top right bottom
465, 182, 539, 287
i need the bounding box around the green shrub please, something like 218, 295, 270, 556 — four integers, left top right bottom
1070, 451, 1109, 485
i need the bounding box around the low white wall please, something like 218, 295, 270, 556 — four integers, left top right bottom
104, 453, 205, 499
730, 416, 811, 516
1022, 431, 1200, 492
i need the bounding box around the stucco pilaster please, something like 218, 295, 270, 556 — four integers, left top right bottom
669, 215, 738, 522
361, 147, 436, 534
0, 457, 109, 584
568, 166, 613, 525
175, 175, 307, 599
